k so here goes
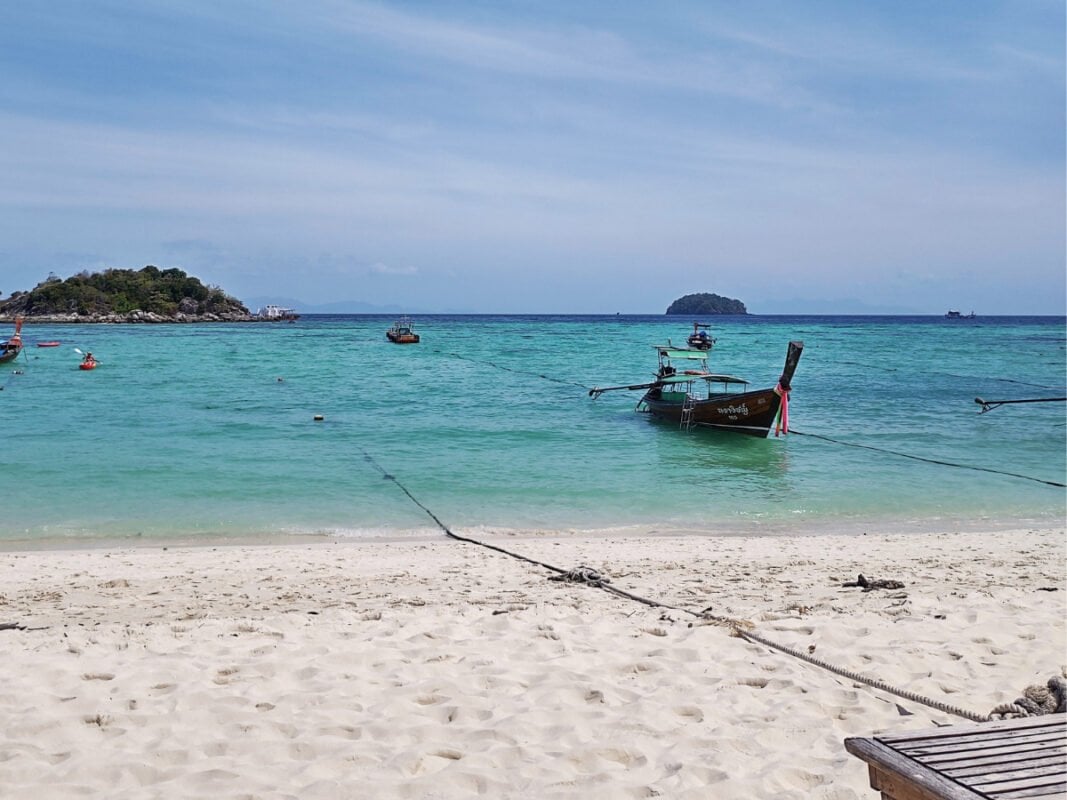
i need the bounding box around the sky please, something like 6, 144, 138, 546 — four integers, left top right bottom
0, 1, 1063, 314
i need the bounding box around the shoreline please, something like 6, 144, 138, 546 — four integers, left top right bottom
1, 525, 1063, 798
0, 513, 1059, 553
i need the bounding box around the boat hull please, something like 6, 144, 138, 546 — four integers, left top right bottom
79, 362, 97, 370
640, 386, 784, 437
386, 333, 420, 344
0, 347, 21, 364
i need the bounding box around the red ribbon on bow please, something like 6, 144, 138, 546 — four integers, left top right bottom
774, 383, 789, 437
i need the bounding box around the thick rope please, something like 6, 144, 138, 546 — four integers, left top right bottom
427, 351, 1063, 488
430, 349, 590, 391
791, 429, 1066, 488
987, 674, 1067, 720
360, 447, 1016, 723
735, 628, 988, 723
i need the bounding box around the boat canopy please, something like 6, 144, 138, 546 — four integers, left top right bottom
657, 373, 748, 385
655, 347, 708, 360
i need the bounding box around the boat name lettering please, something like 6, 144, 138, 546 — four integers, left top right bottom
717, 404, 749, 416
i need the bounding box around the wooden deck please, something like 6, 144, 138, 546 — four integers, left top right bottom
844, 713, 1066, 800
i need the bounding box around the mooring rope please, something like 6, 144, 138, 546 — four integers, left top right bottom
790, 429, 1066, 488
834, 360, 1064, 391
430, 349, 591, 391
735, 628, 988, 722
426, 351, 1063, 487
987, 675, 1067, 720
359, 446, 1010, 723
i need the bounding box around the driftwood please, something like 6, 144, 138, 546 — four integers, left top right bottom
842, 574, 905, 591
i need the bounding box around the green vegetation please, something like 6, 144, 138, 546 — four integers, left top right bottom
666, 293, 747, 315
0, 266, 248, 317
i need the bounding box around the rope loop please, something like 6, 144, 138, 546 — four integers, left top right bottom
549, 566, 610, 587
988, 675, 1067, 720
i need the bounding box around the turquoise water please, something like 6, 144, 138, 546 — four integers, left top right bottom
1, 315, 1064, 543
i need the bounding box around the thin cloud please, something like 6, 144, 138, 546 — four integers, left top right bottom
369, 262, 418, 276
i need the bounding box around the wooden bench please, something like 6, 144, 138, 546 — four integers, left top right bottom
845, 713, 1066, 799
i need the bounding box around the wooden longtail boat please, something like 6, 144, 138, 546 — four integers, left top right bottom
686, 322, 715, 350
0, 318, 24, 365
590, 340, 803, 438
386, 317, 420, 344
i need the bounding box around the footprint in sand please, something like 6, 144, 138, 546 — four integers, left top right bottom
81, 672, 115, 681
673, 705, 704, 722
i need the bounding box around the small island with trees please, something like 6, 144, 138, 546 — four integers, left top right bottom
0, 266, 256, 323
665, 293, 748, 315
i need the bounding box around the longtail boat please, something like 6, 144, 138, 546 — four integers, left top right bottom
0, 318, 24, 364
590, 340, 803, 437
686, 322, 715, 350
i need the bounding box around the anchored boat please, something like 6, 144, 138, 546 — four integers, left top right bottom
256, 304, 300, 321
590, 340, 803, 437
686, 322, 715, 350
0, 318, 24, 364
386, 317, 420, 344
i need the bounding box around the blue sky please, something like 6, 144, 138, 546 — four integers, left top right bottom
1, 1, 1063, 313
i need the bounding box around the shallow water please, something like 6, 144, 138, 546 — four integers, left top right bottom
2, 315, 1064, 543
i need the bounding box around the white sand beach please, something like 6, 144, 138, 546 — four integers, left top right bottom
0, 526, 1063, 799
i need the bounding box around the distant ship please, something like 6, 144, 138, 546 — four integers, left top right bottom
945, 310, 976, 319
256, 304, 300, 321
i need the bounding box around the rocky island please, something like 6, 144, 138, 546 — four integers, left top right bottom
0, 267, 257, 323
665, 292, 747, 315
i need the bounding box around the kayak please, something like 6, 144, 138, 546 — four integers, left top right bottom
79, 361, 97, 370
37, 341, 61, 347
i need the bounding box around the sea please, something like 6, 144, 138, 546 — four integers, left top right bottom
2, 315, 1064, 546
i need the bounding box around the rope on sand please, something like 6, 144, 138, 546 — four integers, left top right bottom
987, 674, 1067, 720
360, 446, 1022, 723
734, 627, 989, 723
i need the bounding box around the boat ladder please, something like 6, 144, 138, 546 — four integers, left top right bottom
680, 394, 696, 431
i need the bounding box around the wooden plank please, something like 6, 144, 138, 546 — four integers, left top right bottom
977, 776, 1067, 797
883, 721, 1067, 750
896, 738, 1062, 759
845, 737, 982, 800
994, 782, 1067, 799
878, 716, 1064, 745
869, 765, 975, 800
848, 716, 1066, 800
889, 728, 1065, 754
968, 763, 1067, 789
942, 752, 1067, 778
923, 743, 1066, 768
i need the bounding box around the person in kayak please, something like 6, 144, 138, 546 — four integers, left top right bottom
82, 352, 95, 365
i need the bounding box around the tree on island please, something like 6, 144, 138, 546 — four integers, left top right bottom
0, 266, 249, 318
666, 293, 747, 315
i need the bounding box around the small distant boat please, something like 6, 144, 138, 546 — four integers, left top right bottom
256, 304, 300, 321
37, 341, 61, 348
686, 322, 715, 350
590, 340, 803, 438
946, 310, 976, 319
386, 317, 420, 344
79, 359, 98, 371
0, 318, 24, 364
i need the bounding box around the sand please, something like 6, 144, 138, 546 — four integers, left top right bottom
0, 526, 1063, 799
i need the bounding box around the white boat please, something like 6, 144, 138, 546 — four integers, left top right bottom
257, 304, 300, 321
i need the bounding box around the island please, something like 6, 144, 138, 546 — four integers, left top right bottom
665, 293, 747, 315
0, 266, 256, 323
